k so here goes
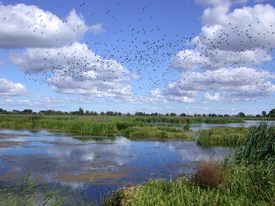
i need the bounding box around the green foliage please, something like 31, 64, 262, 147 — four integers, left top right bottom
238, 112, 245, 117
268, 108, 275, 117
235, 122, 275, 168
105, 161, 275, 205
197, 127, 249, 147
183, 124, 190, 131
121, 126, 186, 139
79, 107, 84, 115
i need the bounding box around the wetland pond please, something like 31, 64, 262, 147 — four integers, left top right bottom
0, 120, 272, 204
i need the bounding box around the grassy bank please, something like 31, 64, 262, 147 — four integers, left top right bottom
104, 122, 275, 205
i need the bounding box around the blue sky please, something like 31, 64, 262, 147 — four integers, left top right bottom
0, 0, 275, 115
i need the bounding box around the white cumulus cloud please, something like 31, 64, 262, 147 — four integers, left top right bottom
0, 3, 91, 48
170, 3, 275, 71
0, 78, 30, 97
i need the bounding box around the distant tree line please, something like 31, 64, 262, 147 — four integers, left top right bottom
1, 107, 275, 118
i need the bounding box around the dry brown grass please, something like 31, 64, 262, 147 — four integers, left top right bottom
191, 160, 226, 188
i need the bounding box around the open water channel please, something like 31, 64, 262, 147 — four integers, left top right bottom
0, 120, 272, 204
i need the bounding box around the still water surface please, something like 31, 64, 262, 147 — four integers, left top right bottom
0, 120, 271, 204
153, 120, 274, 131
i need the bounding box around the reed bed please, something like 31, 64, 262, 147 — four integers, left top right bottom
0, 115, 194, 139
133, 116, 244, 124
235, 122, 275, 168
197, 127, 249, 147
120, 126, 189, 139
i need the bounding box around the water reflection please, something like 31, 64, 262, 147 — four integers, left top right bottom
0, 128, 234, 204
151, 120, 274, 131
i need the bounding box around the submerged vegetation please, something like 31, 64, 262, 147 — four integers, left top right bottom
105, 122, 275, 205
0, 172, 95, 205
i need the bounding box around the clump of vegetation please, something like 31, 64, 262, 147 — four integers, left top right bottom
120, 126, 187, 139
190, 160, 225, 188
235, 122, 275, 167
183, 124, 190, 131
197, 127, 249, 147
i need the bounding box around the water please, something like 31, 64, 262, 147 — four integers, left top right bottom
151, 120, 275, 131
0, 129, 232, 204
0, 120, 271, 204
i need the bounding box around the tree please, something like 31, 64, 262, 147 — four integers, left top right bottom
85, 110, 90, 115
180, 113, 186, 117
170, 113, 176, 116
22, 109, 32, 114
106, 111, 114, 116
79, 107, 84, 115
100, 112, 105, 116
238, 112, 245, 117
268, 109, 275, 117
262, 111, 267, 117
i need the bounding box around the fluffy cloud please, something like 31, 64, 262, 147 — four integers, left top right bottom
0, 78, 30, 97
90, 23, 106, 34
204, 93, 221, 101
150, 88, 164, 98
0, 4, 98, 48
170, 3, 275, 70
159, 67, 275, 103
9, 42, 134, 101
132, 73, 141, 80
3, 96, 67, 107
9, 42, 169, 104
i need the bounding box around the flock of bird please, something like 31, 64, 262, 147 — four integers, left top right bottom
3, 2, 275, 103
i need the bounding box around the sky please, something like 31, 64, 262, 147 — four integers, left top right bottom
0, 0, 275, 115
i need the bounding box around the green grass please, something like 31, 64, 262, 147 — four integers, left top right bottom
120, 125, 189, 139
197, 127, 249, 147
0, 114, 196, 139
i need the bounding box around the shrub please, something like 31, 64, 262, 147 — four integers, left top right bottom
191, 160, 225, 188
183, 124, 190, 131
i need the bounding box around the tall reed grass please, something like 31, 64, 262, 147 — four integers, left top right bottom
197, 127, 249, 147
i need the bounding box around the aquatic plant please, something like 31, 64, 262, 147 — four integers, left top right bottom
235, 122, 275, 167
197, 127, 249, 147
183, 124, 190, 131
0, 170, 95, 206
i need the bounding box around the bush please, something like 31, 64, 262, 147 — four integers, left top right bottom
183, 124, 190, 131
191, 160, 225, 188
